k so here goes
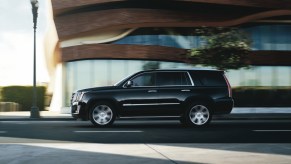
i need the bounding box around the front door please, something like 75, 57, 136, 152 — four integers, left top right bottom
118, 72, 160, 116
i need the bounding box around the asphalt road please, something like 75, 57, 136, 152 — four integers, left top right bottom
0, 119, 291, 143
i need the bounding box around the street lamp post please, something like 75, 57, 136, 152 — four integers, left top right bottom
30, 0, 40, 118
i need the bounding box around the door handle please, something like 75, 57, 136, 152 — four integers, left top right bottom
148, 90, 157, 93
181, 89, 190, 92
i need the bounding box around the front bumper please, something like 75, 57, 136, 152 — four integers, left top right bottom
71, 102, 87, 120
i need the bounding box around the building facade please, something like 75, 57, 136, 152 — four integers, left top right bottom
49, 0, 291, 111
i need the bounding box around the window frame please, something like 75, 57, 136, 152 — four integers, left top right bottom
123, 71, 194, 88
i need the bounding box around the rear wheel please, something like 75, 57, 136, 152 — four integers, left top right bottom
89, 102, 116, 127
183, 103, 212, 127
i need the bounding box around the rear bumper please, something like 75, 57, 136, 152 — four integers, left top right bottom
213, 97, 234, 115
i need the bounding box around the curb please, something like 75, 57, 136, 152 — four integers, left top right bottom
214, 113, 291, 120
0, 117, 75, 121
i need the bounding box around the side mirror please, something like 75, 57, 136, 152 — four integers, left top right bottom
125, 80, 133, 88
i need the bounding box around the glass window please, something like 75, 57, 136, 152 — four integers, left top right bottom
131, 73, 155, 87
75, 60, 91, 89
192, 71, 226, 86
225, 69, 240, 87
243, 67, 258, 86
183, 73, 192, 86
156, 72, 191, 86
110, 60, 128, 85
245, 25, 291, 51
259, 67, 272, 86
274, 66, 291, 86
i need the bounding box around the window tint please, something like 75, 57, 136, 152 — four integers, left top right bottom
156, 72, 191, 86
183, 72, 192, 85
131, 73, 155, 86
191, 71, 226, 86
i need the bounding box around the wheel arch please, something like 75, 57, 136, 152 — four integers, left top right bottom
85, 98, 119, 119
184, 96, 215, 111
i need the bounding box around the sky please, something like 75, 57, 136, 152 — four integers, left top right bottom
0, 0, 49, 86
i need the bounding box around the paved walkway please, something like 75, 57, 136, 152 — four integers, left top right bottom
0, 142, 290, 164
231, 107, 291, 114
0, 111, 71, 120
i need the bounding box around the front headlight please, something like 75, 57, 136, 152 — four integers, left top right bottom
72, 92, 85, 103
75, 92, 84, 101
77, 92, 85, 101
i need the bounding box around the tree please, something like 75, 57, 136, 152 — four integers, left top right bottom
188, 27, 251, 70
142, 61, 160, 70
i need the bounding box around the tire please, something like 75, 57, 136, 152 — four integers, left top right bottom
89, 102, 116, 127
183, 103, 212, 127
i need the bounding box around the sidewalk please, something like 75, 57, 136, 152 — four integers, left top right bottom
217, 107, 291, 120
0, 111, 72, 121
0, 107, 291, 121
1, 143, 291, 164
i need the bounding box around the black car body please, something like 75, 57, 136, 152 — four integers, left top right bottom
71, 69, 233, 127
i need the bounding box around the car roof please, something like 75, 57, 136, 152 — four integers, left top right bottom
141, 68, 224, 73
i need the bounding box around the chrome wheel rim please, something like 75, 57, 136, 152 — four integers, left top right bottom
92, 105, 113, 125
189, 105, 210, 125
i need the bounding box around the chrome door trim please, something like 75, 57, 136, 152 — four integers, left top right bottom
123, 103, 180, 107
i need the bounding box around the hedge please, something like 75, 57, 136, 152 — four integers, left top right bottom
232, 87, 291, 107
1, 86, 46, 111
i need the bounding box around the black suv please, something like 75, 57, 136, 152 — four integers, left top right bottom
71, 69, 233, 127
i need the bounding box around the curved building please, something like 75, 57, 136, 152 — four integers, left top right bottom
49, 0, 291, 112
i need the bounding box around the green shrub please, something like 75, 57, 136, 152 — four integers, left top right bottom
233, 87, 291, 107
1, 86, 46, 111
0, 87, 2, 101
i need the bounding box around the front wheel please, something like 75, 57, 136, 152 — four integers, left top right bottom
183, 103, 212, 127
89, 102, 116, 127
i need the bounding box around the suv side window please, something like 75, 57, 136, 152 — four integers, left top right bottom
156, 72, 191, 86
131, 72, 155, 87
191, 71, 226, 86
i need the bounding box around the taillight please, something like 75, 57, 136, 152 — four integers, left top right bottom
223, 74, 232, 97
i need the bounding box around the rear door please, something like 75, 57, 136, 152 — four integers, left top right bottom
154, 71, 193, 116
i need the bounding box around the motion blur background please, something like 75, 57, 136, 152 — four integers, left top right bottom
1, 0, 291, 113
